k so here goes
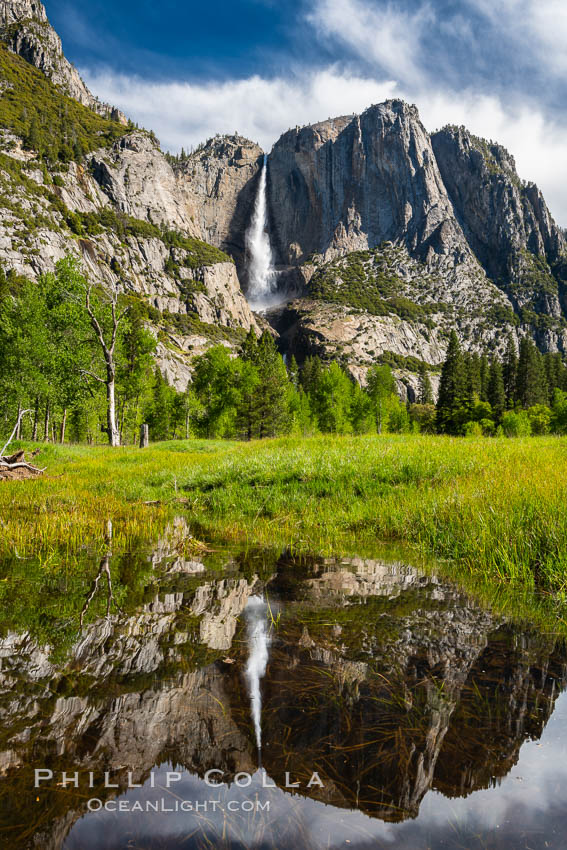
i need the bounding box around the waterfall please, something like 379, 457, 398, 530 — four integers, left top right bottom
244, 595, 271, 751
245, 155, 277, 308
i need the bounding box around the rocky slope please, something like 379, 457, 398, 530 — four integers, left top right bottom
265, 100, 567, 382
0, 1, 262, 388
0, 0, 125, 121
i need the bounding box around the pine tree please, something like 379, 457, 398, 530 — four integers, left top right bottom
244, 331, 291, 438
300, 356, 323, 395
468, 352, 482, 400
288, 355, 300, 390
487, 359, 506, 421
503, 335, 518, 408
436, 331, 468, 434
417, 362, 434, 405
543, 352, 565, 403
516, 338, 548, 408
479, 354, 490, 402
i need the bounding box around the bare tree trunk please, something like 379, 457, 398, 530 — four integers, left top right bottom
60, 409, 67, 444
83, 284, 125, 448
139, 424, 149, 448
43, 402, 50, 443
16, 403, 22, 440
106, 365, 120, 447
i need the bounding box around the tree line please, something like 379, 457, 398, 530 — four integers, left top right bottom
434, 330, 567, 436
2, 260, 567, 445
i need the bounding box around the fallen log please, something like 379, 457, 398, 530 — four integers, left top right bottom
0, 411, 46, 480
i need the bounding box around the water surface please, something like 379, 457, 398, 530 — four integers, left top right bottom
1, 523, 566, 849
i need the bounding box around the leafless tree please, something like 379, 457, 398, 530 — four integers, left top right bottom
81, 282, 127, 447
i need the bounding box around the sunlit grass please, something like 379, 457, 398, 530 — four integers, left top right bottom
1, 435, 567, 591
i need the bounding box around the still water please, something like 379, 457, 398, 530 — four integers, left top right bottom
0, 521, 566, 849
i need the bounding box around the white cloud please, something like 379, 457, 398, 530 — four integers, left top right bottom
307, 0, 434, 85
82, 66, 398, 152
81, 0, 567, 226
466, 0, 567, 74
84, 63, 567, 226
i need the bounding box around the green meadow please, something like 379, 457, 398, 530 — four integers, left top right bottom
2, 434, 567, 594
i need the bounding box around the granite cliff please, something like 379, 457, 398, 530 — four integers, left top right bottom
265, 101, 567, 391
1, 0, 567, 394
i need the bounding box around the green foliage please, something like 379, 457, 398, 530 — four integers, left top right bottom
0, 257, 157, 445
487, 359, 506, 420
308, 248, 445, 321
501, 410, 532, 437
527, 404, 552, 435
503, 335, 518, 408
552, 389, 567, 434
408, 403, 437, 434
0, 43, 127, 163
436, 331, 468, 434
376, 350, 441, 373
516, 337, 548, 407
60, 206, 231, 267
418, 362, 434, 405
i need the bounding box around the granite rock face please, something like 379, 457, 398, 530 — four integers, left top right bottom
265, 100, 567, 368
88, 133, 199, 234
176, 134, 263, 276
268, 102, 471, 266
431, 126, 567, 334
2, 0, 567, 382
0, 0, 126, 121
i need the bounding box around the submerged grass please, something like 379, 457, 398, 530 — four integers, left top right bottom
1, 435, 567, 592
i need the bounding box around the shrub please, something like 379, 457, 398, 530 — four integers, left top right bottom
463, 421, 483, 437
501, 410, 532, 437
527, 405, 552, 435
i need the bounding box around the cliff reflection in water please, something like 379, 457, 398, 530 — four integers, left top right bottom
0, 522, 566, 849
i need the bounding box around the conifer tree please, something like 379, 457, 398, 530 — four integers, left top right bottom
242, 331, 291, 438
487, 359, 506, 421
503, 335, 518, 408
300, 356, 323, 395
543, 352, 565, 403
417, 362, 434, 405
479, 354, 490, 402
436, 331, 467, 434
287, 355, 300, 390
516, 338, 548, 408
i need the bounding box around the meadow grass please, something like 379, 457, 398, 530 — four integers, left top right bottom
1, 434, 567, 592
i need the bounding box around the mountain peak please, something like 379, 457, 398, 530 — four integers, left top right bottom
0, 0, 126, 123
0, 1, 47, 26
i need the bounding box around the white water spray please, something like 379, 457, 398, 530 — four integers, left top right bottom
244, 595, 271, 751
245, 156, 277, 308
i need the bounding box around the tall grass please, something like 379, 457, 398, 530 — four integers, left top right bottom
1, 435, 567, 592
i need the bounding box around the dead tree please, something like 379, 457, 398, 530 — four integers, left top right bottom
80, 520, 123, 627
0, 410, 46, 479
82, 283, 127, 448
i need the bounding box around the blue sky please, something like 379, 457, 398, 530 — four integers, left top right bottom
44, 0, 567, 223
